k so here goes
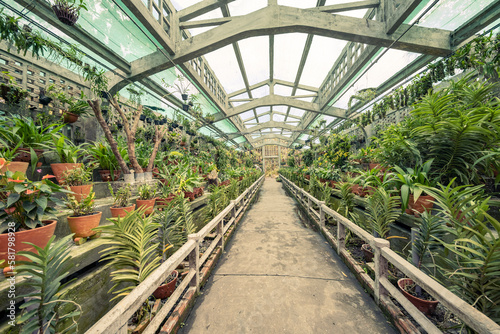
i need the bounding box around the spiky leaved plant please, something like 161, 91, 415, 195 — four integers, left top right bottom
366, 187, 401, 239
17, 235, 81, 334
98, 209, 161, 301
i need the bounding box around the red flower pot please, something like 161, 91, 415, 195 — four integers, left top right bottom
0, 220, 57, 269
398, 278, 439, 315
0, 161, 29, 175
110, 204, 136, 218
13, 148, 44, 163
153, 270, 178, 299
136, 198, 156, 215
99, 169, 121, 182
51, 163, 81, 184
68, 184, 93, 203
63, 111, 79, 123
405, 195, 434, 217
67, 212, 102, 238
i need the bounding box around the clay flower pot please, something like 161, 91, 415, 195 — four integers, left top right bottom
13, 148, 44, 163
361, 243, 374, 262
153, 270, 178, 299
0, 161, 29, 175
110, 204, 136, 218
398, 278, 439, 315
405, 195, 434, 217
68, 184, 93, 203
50, 163, 81, 184
136, 198, 156, 215
99, 169, 121, 182
63, 111, 79, 123
67, 212, 102, 238
0, 220, 57, 269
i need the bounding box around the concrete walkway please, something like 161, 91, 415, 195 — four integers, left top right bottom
179, 178, 395, 334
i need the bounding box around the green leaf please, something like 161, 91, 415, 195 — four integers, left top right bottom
7, 193, 20, 207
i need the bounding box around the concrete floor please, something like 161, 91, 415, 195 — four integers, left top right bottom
179, 178, 395, 334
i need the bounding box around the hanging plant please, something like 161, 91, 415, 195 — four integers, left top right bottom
51, 0, 88, 26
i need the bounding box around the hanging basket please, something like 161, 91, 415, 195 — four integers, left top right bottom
52, 4, 79, 26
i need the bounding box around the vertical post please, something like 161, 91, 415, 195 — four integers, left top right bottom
411, 227, 422, 296
188, 235, 200, 293
318, 201, 325, 228
262, 147, 265, 174
307, 197, 311, 214
373, 238, 390, 305
217, 218, 224, 252
230, 199, 237, 220
278, 146, 281, 169
337, 220, 345, 254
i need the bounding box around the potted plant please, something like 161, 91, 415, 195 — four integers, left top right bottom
137, 183, 157, 215
109, 183, 135, 218
61, 163, 94, 202
66, 189, 102, 243
0, 167, 69, 274
51, 0, 87, 26
394, 160, 435, 217
180, 135, 187, 147
16, 235, 82, 331
0, 71, 28, 105
47, 136, 87, 184
0, 143, 28, 175
87, 140, 128, 181
0, 117, 64, 162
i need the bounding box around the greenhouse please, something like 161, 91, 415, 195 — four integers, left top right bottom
0, 0, 499, 333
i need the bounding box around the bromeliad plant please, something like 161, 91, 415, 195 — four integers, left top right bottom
0, 168, 69, 233
16, 234, 82, 334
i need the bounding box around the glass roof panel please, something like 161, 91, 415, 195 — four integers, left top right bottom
288, 108, 306, 117
239, 37, 270, 85
274, 114, 286, 122
170, 0, 201, 10
204, 45, 247, 95
240, 111, 256, 119
228, 0, 268, 16
274, 85, 293, 96
301, 36, 347, 87
274, 33, 308, 83
259, 115, 271, 122
250, 85, 271, 98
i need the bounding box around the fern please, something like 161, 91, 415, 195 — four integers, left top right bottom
17, 235, 81, 334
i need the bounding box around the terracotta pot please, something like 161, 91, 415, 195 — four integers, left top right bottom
0, 161, 29, 175
110, 204, 136, 218
68, 184, 92, 203
153, 168, 160, 178
361, 243, 374, 262
63, 111, 79, 123
398, 278, 439, 315
0, 220, 57, 268
67, 212, 102, 238
153, 270, 178, 299
183, 191, 195, 202
13, 148, 44, 163
136, 198, 156, 215
329, 180, 337, 189
305, 175, 310, 180
405, 194, 434, 217
50, 163, 81, 184
99, 169, 121, 182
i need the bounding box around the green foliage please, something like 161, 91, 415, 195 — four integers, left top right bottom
366, 187, 400, 239
137, 183, 157, 200
108, 183, 132, 208
412, 210, 446, 270
17, 235, 81, 334
99, 210, 161, 301
61, 163, 94, 186
48, 136, 87, 164
87, 140, 128, 172
0, 116, 64, 150
393, 159, 434, 212
66, 190, 96, 217
0, 171, 69, 233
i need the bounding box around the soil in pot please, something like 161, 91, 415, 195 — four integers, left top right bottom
0, 161, 29, 175
99, 169, 121, 182
153, 270, 178, 299
0, 220, 57, 270
136, 198, 156, 215
110, 204, 136, 218
69, 184, 93, 203
51, 163, 81, 184
398, 278, 439, 316
67, 212, 102, 238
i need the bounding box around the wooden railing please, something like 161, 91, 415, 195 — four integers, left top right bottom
280, 175, 500, 334
86, 175, 265, 334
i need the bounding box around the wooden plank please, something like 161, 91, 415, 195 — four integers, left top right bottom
199, 236, 221, 266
